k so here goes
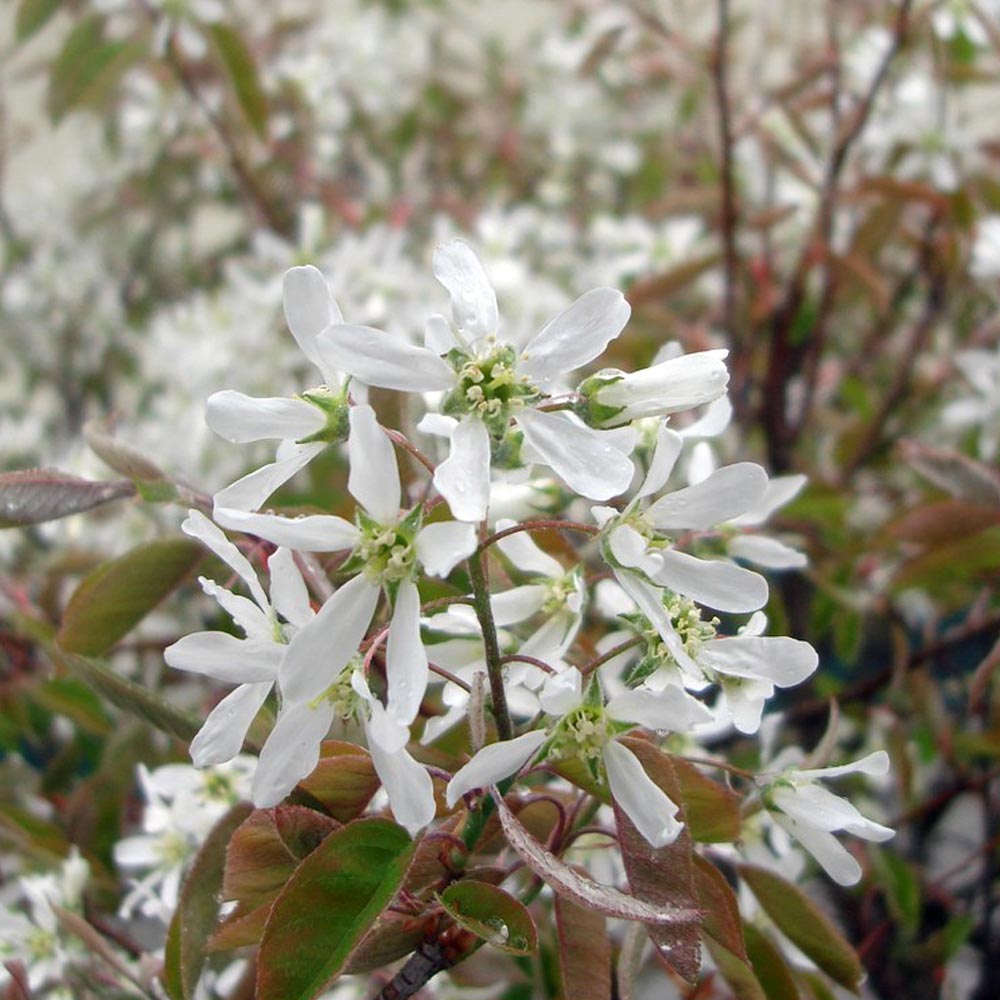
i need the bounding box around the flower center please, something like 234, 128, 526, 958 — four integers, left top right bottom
202, 771, 239, 804
550, 704, 610, 764
442, 345, 540, 437
312, 659, 364, 720
355, 520, 417, 583
157, 831, 191, 867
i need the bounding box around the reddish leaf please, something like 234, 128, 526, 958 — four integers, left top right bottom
692, 855, 746, 961
671, 756, 742, 843
555, 888, 612, 1000
889, 500, 1000, 545
298, 741, 380, 822
0, 469, 133, 528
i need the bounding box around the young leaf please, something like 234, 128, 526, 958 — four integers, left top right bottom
703, 936, 767, 1000
256, 818, 415, 1000
555, 892, 612, 1000
0, 469, 133, 528
692, 854, 746, 960
438, 881, 537, 955
57, 539, 203, 656
297, 741, 381, 822
15, 0, 63, 42
208, 24, 268, 138
671, 756, 742, 842
83, 419, 168, 483
163, 803, 254, 1000
737, 863, 863, 991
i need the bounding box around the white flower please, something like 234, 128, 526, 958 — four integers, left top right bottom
317, 239, 636, 520
758, 751, 895, 886
941, 346, 1000, 460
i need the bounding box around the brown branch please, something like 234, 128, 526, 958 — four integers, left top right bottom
713, 0, 739, 342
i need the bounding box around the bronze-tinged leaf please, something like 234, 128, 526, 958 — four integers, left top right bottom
208, 902, 271, 952
83, 419, 167, 483
0, 469, 134, 528
256, 818, 415, 1000
671, 757, 741, 843
616, 737, 700, 982
298, 741, 380, 822
692, 855, 746, 961
703, 936, 767, 1000
743, 923, 801, 1000
439, 881, 538, 955
891, 526, 1000, 595
555, 890, 612, 1000
888, 500, 1000, 545
737, 864, 863, 991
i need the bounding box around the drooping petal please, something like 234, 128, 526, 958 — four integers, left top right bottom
432, 239, 498, 343
205, 391, 325, 443
424, 313, 459, 354
606, 684, 713, 731
607, 525, 663, 577
189, 681, 271, 767
369, 738, 436, 837
728, 534, 807, 570
386, 580, 429, 727
251, 700, 335, 808
213, 442, 325, 512
213, 508, 360, 553
650, 549, 768, 613
721, 680, 770, 735
516, 408, 634, 500
266, 548, 313, 628
795, 750, 891, 781
415, 520, 477, 577
366, 699, 410, 754
182, 509, 268, 608
731, 473, 808, 526
636, 425, 683, 499
348, 405, 401, 522
771, 784, 893, 841
445, 730, 548, 808
283, 265, 343, 384
494, 519, 564, 577
317, 324, 455, 392
678, 396, 732, 439
279, 575, 380, 705
603, 740, 684, 848
645, 463, 769, 530
539, 668, 582, 716
164, 633, 281, 683
433, 414, 491, 522
699, 636, 818, 687
769, 811, 863, 886
198, 577, 271, 640
519, 288, 630, 385
490, 585, 548, 626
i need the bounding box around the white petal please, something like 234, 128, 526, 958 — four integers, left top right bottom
283, 265, 343, 383
645, 463, 769, 530
164, 633, 281, 683
796, 750, 891, 781
182, 509, 268, 608
424, 313, 459, 354
205, 391, 325, 443
445, 730, 548, 808
432, 239, 498, 342
494, 518, 564, 577
700, 636, 818, 687
608, 524, 662, 576
770, 811, 862, 886
678, 396, 733, 438
772, 784, 893, 841
267, 548, 313, 628
491, 585, 548, 626
213, 442, 325, 512
415, 521, 477, 577
539, 668, 582, 715
369, 739, 435, 837
367, 699, 410, 753
190, 682, 271, 767
520, 288, 630, 385
279, 575, 380, 704
636, 425, 683, 499
317, 324, 455, 392
348, 405, 401, 521
686, 441, 717, 485
607, 685, 713, 731
516, 409, 634, 500
251, 700, 335, 808
417, 412, 458, 438
722, 681, 769, 735
433, 415, 491, 522
729, 534, 807, 569
386, 580, 428, 727
651, 549, 769, 613
214, 507, 360, 553
198, 576, 271, 640
603, 740, 684, 848
732, 474, 808, 526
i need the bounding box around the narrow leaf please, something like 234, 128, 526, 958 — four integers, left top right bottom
84, 419, 167, 483
742, 923, 799, 1000
0, 469, 133, 528
738, 864, 863, 991
555, 891, 612, 1000
208, 24, 268, 137
671, 756, 742, 842
57, 539, 202, 656
692, 854, 746, 960
16, 0, 63, 42
256, 818, 415, 1000
900, 440, 1000, 507
704, 936, 767, 1000
439, 881, 537, 955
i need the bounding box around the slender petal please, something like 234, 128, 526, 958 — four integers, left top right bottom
491, 585, 548, 626
190, 682, 271, 767
607, 685, 713, 731
182, 509, 268, 608
445, 730, 548, 807
731, 473, 808, 526
607, 524, 663, 576
205, 391, 324, 443
520, 288, 630, 385
433, 414, 491, 522
424, 313, 459, 354
213, 508, 360, 553
539, 668, 582, 716
348, 405, 401, 522
636, 425, 683, 499
651, 549, 769, 613
198, 577, 271, 640
771, 784, 893, 840
603, 740, 684, 848
252, 700, 335, 808
700, 636, 818, 687
645, 463, 769, 530
728, 534, 807, 570
678, 396, 732, 438
266, 548, 313, 628
770, 812, 863, 886
494, 519, 564, 577
795, 750, 891, 781
369, 737, 435, 837
283, 265, 343, 384
415, 521, 477, 577
213, 442, 325, 512
317, 324, 455, 392
279, 575, 381, 704
164, 633, 281, 683
516, 408, 634, 500
432, 239, 498, 342
386, 580, 429, 727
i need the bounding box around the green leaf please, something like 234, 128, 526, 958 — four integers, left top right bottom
256, 818, 415, 1000
208, 23, 268, 138
737, 864, 863, 991
15, 0, 63, 42
555, 891, 611, 1000
742, 923, 799, 1000
871, 848, 921, 934
0, 469, 134, 528
57, 539, 202, 656
703, 936, 767, 1000
692, 855, 746, 960
57, 651, 201, 742
163, 803, 254, 999
47, 16, 144, 121
671, 756, 742, 843
438, 881, 537, 955
33, 677, 111, 735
